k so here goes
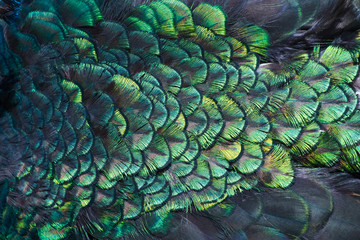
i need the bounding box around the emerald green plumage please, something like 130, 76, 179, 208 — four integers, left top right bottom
1, 0, 360, 239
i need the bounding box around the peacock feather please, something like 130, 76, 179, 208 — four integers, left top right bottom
1, 0, 360, 239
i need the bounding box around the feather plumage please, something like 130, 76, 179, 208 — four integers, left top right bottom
1, 0, 360, 239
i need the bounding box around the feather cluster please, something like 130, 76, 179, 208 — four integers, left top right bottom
0, 0, 360, 239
